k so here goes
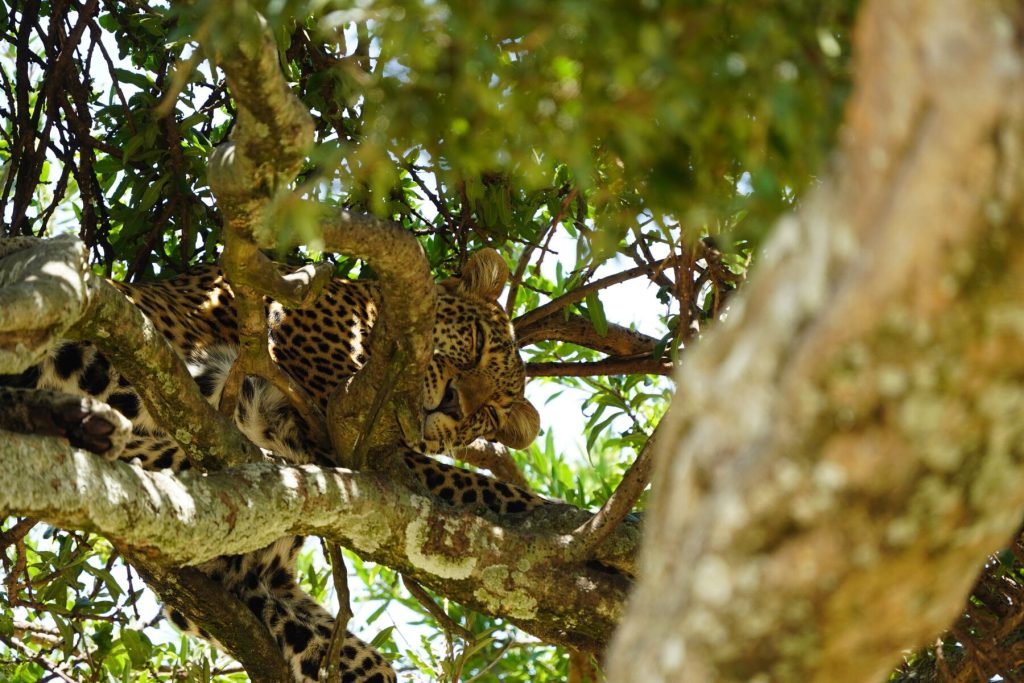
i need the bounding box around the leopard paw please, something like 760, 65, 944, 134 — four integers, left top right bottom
53, 395, 132, 459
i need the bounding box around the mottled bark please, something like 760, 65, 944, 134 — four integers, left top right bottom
607, 1, 1024, 681
0, 236, 261, 469
317, 209, 436, 469
0, 236, 91, 370
0, 434, 638, 652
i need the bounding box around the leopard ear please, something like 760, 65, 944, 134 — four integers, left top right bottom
440, 248, 509, 301
494, 398, 541, 450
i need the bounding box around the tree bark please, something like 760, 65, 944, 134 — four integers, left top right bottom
0, 236, 261, 469
607, 1, 1024, 681
0, 433, 638, 653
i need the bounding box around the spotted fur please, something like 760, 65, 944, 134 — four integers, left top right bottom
1, 249, 543, 681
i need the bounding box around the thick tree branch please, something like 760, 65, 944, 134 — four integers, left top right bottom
70, 278, 264, 470
0, 434, 638, 652
608, 1, 1024, 680
0, 236, 91, 369
516, 313, 662, 357
0, 237, 261, 469
194, 14, 331, 451
317, 208, 435, 469
195, 10, 436, 471
202, 13, 314, 246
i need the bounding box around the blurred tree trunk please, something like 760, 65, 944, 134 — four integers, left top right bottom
607, 0, 1024, 680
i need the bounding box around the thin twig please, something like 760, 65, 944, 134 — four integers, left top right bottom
505, 187, 576, 314
462, 639, 518, 683
321, 542, 353, 683
0, 634, 77, 683
402, 575, 474, 642
513, 257, 676, 330
566, 419, 663, 561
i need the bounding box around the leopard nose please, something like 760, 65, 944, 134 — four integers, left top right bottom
436, 382, 463, 420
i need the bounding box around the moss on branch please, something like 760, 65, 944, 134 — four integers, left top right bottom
0, 236, 261, 470
1, 433, 637, 651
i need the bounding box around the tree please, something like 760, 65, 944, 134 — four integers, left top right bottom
2, 0, 1022, 681
606, 1, 1024, 681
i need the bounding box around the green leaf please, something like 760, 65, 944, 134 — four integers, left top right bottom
585, 291, 608, 337
120, 628, 153, 668
136, 175, 168, 212
112, 68, 154, 90
369, 626, 395, 649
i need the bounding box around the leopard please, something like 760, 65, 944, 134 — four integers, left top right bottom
0, 248, 546, 682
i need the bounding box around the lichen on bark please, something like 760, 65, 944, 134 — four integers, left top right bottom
607, 1, 1024, 681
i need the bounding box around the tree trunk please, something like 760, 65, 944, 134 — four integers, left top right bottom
607, 0, 1024, 680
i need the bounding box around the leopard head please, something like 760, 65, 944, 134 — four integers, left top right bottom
420, 249, 540, 454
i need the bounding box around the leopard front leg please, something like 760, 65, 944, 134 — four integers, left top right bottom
0, 385, 132, 457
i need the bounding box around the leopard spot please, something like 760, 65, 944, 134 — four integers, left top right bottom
284, 621, 313, 653
107, 392, 141, 419
53, 344, 84, 379
153, 448, 177, 469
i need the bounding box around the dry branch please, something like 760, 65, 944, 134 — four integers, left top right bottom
567, 420, 661, 561
516, 313, 662, 357
321, 542, 353, 683
526, 357, 673, 378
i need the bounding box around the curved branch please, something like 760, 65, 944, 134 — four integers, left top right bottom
317, 209, 435, 469
203, 15, 314, 246
0, 434, 637, 651
197, 15, 331, 454
0, 236, 91, 371
526, 357, 674, 377
517, 313, 663, 356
